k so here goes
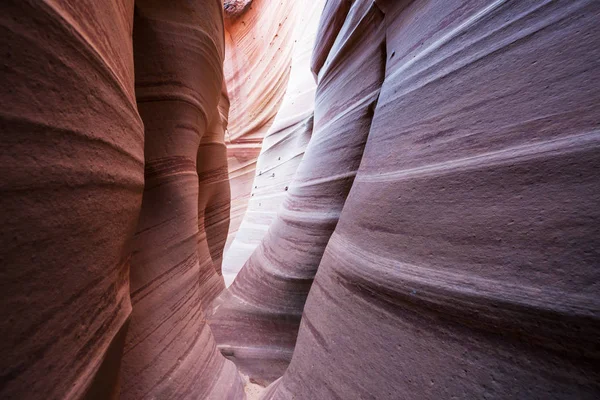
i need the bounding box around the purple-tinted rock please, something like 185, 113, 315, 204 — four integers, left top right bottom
265, 0, 600, 398
210, 0, 386, 385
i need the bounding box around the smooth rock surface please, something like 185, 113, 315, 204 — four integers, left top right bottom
210, 0, 386, 385
199, 84, 232, 279
119, 1, 244, 399
265, 0, 600, 398
0, 0, 142, 398
222, 0, 325, 286
223, 0, 303, 251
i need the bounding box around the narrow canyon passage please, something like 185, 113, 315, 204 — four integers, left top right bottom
1, 1, 599, 399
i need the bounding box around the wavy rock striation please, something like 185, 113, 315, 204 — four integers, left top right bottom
120, 1, 243, 398
200, 84, 232, 280
2, 1, 599, 399
222, 1, 325, 286
210, 0, 386, 385
223, 0, 304, 251
0, 0, 142, 398
265, 0, 600, 398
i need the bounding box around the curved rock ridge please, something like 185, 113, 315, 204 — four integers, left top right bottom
0, 0, 142, 398
224, 0, 253, 20
210, 0, 386, 385
265, 0, 600, 398
120, 1, 244, 398
224, 0, 304, 252
200, 83, 232, 280
222, 0, 325, 286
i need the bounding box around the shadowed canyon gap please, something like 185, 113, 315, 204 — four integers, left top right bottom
0, 1, 599, 400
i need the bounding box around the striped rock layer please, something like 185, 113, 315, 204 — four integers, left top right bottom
0, 0, 142, 398
223, 0, 304, 251
221, 0, 326, 286
265, 0, 600, 398
120, 1, 243, 399
0, 0, 244, 399
210, 0, 386, 385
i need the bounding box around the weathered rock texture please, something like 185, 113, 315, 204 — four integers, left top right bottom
210, 0, 386, 385
1, 0, 244, 399
222, 1, 325, 286
0, 0, 142, 398
224, 0, 253, 19
2, 0, 600, 399
120, 1, 243, 398
223, 0, 304, 251
264, 0, 600, 398
200, 85, 232, 279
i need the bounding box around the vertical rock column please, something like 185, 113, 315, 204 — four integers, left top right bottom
0, 0, 142, 398
223, 0, 303, 251
120, 1, 243, 398
199, 84, 232, 306
267, 0, 600, 398
222, 0, 326, 286
210, 0, 386, 385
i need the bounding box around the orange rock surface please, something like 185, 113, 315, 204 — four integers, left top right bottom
223, 0, 304, 251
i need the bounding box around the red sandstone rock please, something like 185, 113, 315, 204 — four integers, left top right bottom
0, 0, 142, 398
200, 84, 232, 280
223, 0, 304, 252
222, 1, 325, 286
119, 1, 243, 398
2, 1, 599, 399
210, 0, 386, 385
265, 0, 600, 398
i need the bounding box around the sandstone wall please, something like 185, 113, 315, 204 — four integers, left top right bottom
0, 0, 142, 397
0, 0, 244, 398
223, 0, 303, 251
221, 0, 325, 286
210, 0, 386, 385
265, 0, 600, 398
120, 1, 243, 398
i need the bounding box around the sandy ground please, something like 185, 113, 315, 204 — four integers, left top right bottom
241, 373, 266, 400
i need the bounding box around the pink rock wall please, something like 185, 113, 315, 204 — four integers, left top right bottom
1, 0, 244, 398
223, 0, 303, 252
222, 1, 325, 286
200, 85, 232, 279
120, 1, 243, 398
265, 0, 600, 398
2, 1, 599, 398
0, 0, 142, 397
210, 0, 386, 385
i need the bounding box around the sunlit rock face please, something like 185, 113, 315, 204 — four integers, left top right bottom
210, 0, 385, 385
221, 1, 325, 286
264, 0, 600, 398
120, 1, 243, 398
223, 0, 304, 253
0, 0, 142, 398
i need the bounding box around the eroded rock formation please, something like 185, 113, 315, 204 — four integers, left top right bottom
120, 1, 242, 398
2, 0, 599, 399
263, 0, 600, 398
0, 0, 142, 397
221, 1, 325, 286
223, 0, 304, 251
199, 85, 232, 279
1, 0, 244, 398
210, 0, 386, 385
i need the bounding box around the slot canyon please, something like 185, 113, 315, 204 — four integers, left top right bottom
0, 0, 598, 399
